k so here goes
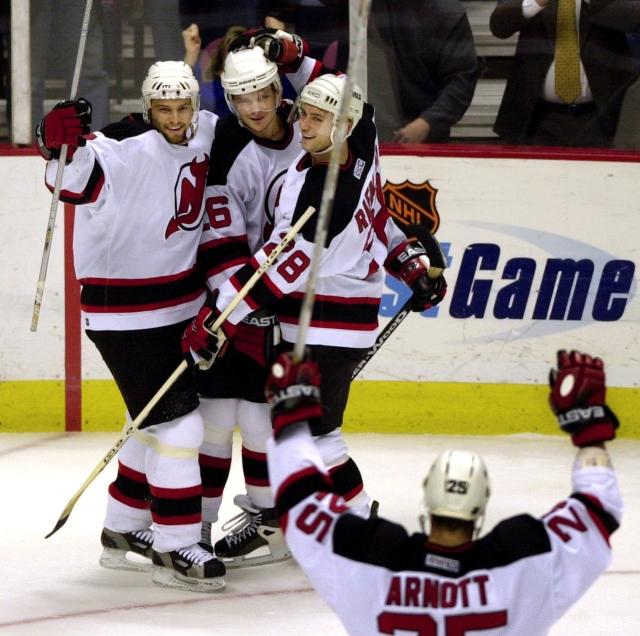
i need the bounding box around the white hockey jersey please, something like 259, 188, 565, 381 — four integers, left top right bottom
268, 425, 623, 636
198, 104, 304, 291
44, 111, 218, 331
213, 102, 408, 348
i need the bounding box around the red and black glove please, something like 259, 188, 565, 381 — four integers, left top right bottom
234, 310, 278, 368
237, 27, 309, 72
36, 98, 92, 161
181, 294, 231, 370
386, 233, 447, 312
266, 351, 323, 439
549, 349, 619, 447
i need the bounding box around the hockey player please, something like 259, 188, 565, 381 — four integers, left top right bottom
193, 44, 311, 567
193, 38, 344, 567
183, 71, 447, 561
37, 61, 225, 592
264, 348, 622, 635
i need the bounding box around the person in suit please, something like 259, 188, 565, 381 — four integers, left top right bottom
491, 0, 640, 146
368, 0, 478, 143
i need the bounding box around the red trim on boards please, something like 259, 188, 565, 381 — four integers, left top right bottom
64, 204, 82, 432
380, 142, 640, 163
2, 142, 639, 162
0, 144, 39, 156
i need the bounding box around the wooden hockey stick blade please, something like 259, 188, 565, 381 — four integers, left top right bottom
44, 205, 316, 539
45, 360, 188, 539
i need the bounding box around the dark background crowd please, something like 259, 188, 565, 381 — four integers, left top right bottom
1, 0, 640, 148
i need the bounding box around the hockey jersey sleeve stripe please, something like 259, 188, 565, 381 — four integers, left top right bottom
373, 207, 393, 248
278, 294, 380, 330
229, 262, 283, 309
80, 270, 205, 312
570, 492, 620, 541
47, 160, 105, 205
82, 289, 204, 313
274, 466, 334, 519
197, 235, 251, 277
80, 267, 200, 286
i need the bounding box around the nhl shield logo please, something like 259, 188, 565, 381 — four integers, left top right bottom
382, 180, 440, 233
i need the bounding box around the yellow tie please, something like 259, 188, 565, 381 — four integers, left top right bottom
555, 0, 581, 103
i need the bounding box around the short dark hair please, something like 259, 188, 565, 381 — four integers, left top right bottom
431, 515, 474, 534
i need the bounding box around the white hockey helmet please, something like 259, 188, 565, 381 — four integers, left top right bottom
221, 46, 283, 117
421, 449, 490, 538
296, 74, 364, 151
141, 61, 200, 136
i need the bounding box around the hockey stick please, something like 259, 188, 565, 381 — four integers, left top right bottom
293, 0, 372, 361
350, 224, 447, 380
31, 0, 94, 332
45, 205, 316, 539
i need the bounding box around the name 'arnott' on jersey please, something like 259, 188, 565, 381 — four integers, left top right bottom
215, 102, 404, 348
267, 426, 622, 636
44, 111, 218, 331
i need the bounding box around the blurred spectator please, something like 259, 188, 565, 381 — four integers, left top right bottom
144, 0, 184, 60
1, 1, 8, 104
31, 0, 110, 134
491, 0, 640, 147
183, 23, 246, 116
179, 1, 263, 45
367, 0, 478, 143
627, 29, 640, 69
265, 1, 349, 70
182, 22, 297, 116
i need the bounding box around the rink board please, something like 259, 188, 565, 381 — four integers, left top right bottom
1, 148, 638, 434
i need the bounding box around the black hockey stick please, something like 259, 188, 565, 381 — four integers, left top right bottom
351, 223, 446, 380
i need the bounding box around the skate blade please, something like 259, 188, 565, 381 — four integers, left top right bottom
220, 546, 292, 569
152, 566, 226, 593
99, 547, 152, 572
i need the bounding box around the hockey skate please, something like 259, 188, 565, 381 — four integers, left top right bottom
99, 527, 154, 572
152, 544, 226, 592
214, 494, 291, 568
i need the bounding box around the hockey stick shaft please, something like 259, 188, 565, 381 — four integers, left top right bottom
351, 297, 412, 380
351, 263, 444, 380
293, 0, 372, 362
45, 205, 316, 539
31, 0, 94, 332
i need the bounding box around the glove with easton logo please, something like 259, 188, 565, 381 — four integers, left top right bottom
181, 293, 231, 370
36, 98, 92, 161
266, 351, 323, 439
549, 349, 619, 446
386, 224, 448, 312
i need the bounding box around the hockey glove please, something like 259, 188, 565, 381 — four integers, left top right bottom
386, 235, 447, 312
409, 274, 448, 312
242, 27, 309, 72
234, 310, 278, 368
549, 349, 619, 447
181, 295, 229, 370
36, 98, 92, 161
266, 351, 323, 439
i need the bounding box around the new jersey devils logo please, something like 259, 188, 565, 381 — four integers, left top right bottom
165, 154, 210, 239
262, 168, 288, 242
